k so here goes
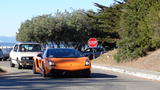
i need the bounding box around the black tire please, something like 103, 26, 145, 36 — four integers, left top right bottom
41, 63, 48, 77
2, 58, 5, 61
33, 63, 39, 74
10, 60, 15, 67
84, 70, 91, 78
8, 58, 11, 61
86, 73, 91, 78
17, 62, 22, 69
89, 55, 93, 60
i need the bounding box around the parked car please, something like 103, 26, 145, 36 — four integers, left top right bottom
82, 48, 106, 60
33, 48, 91, 77
2, 48, 12, 60
9, 42, 42, 69
0, 49, 4, 61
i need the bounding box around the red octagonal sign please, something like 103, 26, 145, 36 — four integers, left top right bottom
88, 38, 98, 48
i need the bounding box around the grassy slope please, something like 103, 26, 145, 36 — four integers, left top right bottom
92, 49, 160, 72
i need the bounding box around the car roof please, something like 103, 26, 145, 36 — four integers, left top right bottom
47, 48, 76, 51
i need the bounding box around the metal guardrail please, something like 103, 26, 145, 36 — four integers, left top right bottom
0, 46, 13, 49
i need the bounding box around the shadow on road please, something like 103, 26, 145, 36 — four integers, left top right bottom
91, 73, 118, 78
0, 71, 119, 89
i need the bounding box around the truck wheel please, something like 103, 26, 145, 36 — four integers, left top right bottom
33, 63, 39, 74
10, 60, 15, 67
18, 62, 22, 69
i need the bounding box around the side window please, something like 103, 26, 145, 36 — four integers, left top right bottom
13, 45, 18, 52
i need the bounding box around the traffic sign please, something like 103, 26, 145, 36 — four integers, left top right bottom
88, 38, 98, 48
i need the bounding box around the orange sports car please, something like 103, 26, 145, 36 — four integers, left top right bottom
33, 48, 91, 77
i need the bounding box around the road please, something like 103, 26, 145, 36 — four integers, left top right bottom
0, 61, 160, 90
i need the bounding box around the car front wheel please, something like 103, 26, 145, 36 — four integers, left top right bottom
10, 60, 15, 67
17, 62, 22, 69
41, 63, 48, 77
33, 63, 39, 74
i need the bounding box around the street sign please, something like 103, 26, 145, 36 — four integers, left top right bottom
88, 38, 98, 48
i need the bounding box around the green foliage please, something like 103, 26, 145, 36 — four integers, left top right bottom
16, 0, 160, 62
87, 3, 122, 49
17, 15, 53, 44
115, 0, 160, 62
16, 10, 101, 49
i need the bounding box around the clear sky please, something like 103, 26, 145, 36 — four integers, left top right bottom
0, 0, 115, 36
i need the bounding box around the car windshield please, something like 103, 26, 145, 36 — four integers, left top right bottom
47, 49, 81, 58
19, 44, 41, 52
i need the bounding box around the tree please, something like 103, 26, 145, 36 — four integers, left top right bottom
17, 15, 54, 44
16, 10, 99, 49
87, 2, 123, 49
115, 0, 160, 62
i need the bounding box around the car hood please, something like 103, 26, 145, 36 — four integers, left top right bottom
48, 57, 88, 66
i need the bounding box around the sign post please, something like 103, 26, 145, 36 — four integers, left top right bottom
88, 38, 98, 59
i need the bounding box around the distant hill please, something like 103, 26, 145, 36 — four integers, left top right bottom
0, 36, 16, 43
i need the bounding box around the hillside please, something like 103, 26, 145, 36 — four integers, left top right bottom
92, 49, 160, 72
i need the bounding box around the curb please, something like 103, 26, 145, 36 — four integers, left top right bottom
92, 65, 160, 81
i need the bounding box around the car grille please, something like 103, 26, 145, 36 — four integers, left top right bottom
28, 57, 33, 60
50, 69, 90, 76
21, 57, 33, 61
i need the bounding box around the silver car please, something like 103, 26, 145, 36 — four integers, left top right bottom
0, 49, 4, 60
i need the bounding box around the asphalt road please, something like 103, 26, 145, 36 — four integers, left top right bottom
0, 61, 160, 90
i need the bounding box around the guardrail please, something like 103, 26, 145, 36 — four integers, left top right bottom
0, 46, 13, 49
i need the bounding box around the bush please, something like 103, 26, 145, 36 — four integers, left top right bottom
115, 0, 160, 62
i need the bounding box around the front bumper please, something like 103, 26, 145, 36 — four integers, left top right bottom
48, 69, 91, 76
20, 59, 33, 66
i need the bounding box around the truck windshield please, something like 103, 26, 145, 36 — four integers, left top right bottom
19, 44, 41, 52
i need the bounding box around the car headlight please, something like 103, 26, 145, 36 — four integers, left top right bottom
48, 60, 56, 66
85, 59, 90, 66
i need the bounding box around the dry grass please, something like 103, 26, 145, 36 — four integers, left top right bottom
92, 49, 118, 65
92, 49, 160, 72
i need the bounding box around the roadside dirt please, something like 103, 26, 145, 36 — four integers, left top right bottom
92, 49, 160, 72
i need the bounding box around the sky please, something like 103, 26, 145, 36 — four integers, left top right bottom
0, 0, 115, 37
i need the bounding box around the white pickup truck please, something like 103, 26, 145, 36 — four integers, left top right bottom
9, 42, 42, 69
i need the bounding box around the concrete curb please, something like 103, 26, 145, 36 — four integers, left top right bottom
92, 65, 160, 81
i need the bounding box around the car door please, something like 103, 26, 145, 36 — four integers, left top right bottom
10, 44, 19, 63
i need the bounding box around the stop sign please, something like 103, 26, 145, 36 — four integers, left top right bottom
88, 38, 98, 48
